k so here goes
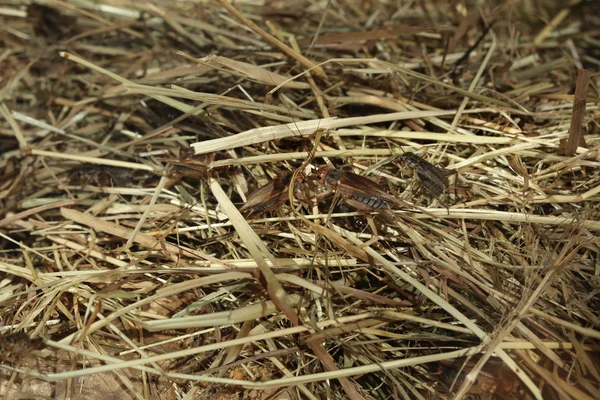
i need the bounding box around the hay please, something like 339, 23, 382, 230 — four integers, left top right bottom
1, 1, 599, 399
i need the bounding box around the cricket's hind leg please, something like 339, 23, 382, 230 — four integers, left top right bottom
430, 167, 460, 209
343, 198, 393, 246
401, 173, 426, 207
447, 168, 459, 202
338, 202, 368, 232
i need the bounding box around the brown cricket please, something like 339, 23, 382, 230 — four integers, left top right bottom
239, 172, 306, 216
162, 147, 214, 179
318, 167, 402, 221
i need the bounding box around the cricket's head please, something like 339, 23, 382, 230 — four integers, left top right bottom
0, 332, 30, 357
399, 152, 419, 168
317, 166, 341, 186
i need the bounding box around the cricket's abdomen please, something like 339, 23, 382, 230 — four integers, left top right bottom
416, 168, 449, 197
351, 195, 389, 209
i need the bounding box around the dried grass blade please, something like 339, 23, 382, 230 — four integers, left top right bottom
193, 109, 485, 155
565, 69, 590, 156
60, 208, 221, 264
208, 178, 299, 324
206, 55, 311, 89
214, 0, 326, 78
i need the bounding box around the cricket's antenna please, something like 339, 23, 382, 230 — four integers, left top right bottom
266, 70, 323, 167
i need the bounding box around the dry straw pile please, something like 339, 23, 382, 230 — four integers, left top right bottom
1, 0, 599, 399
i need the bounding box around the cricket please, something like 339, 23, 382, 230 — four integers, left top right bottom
398, 151, 458, 206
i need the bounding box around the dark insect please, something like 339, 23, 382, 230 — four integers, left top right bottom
398, 152, 457, 200
69, 164, 135, 188
162, 147, 234, 180
0, 331, 44, 359
239, 172, 306, 216
27, 3, 76, 40
318, 167, 404, 221
439, 363, 520, 397
162, 147, 213, 179
68, 163, 157, 189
